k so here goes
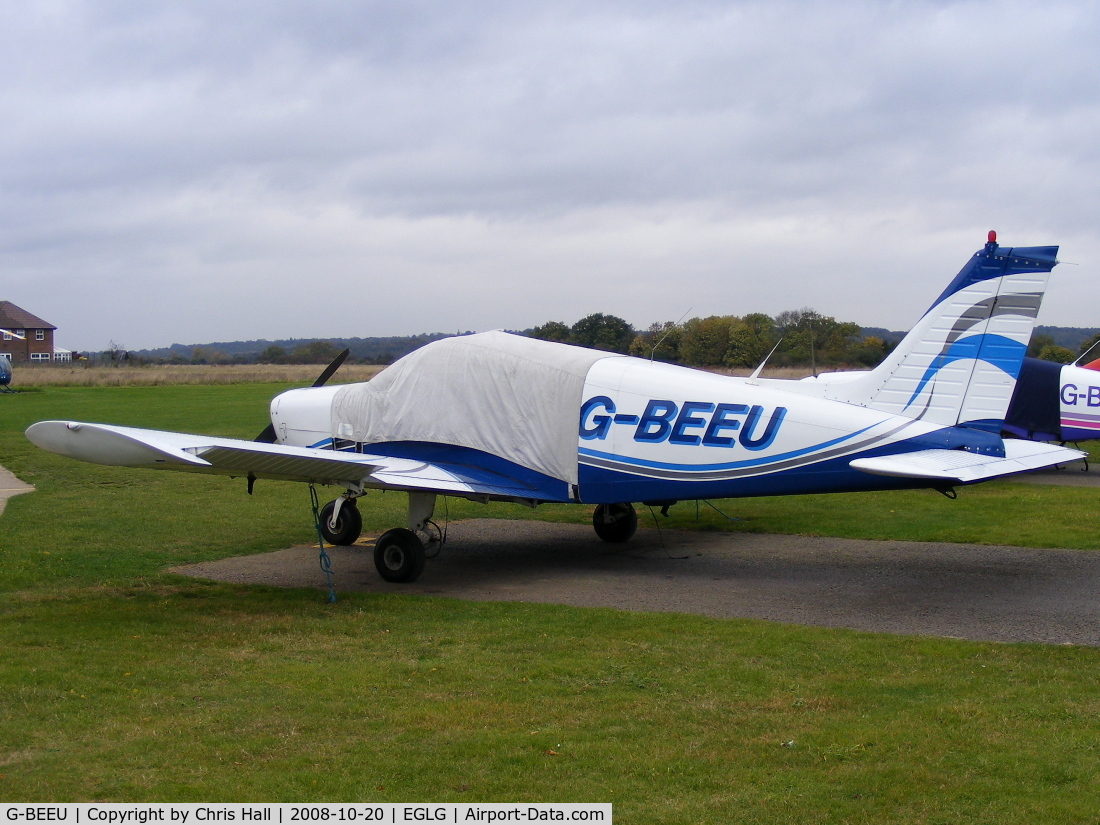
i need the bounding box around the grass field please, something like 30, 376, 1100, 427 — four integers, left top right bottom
11, 361, 811, 388
3, 384, 1100, 820
12, 363, 387, 387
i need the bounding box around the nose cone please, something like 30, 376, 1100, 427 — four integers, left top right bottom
269, 384, 343, 447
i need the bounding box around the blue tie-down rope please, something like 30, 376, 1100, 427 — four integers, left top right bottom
701, 499, 742, 522
309, 485, 337, 604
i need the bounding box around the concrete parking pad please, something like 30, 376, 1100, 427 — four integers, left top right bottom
174, 518, 1100, 647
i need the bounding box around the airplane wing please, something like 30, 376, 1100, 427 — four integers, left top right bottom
849, 439, 1085, 483
24, 421, 563, 501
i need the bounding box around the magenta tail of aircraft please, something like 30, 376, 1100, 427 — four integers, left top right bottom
26, 233, 1083, 584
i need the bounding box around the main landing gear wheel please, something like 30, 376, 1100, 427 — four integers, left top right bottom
319, 499, 363, 546
592, 502, 638, 543
374, 528, 427, 583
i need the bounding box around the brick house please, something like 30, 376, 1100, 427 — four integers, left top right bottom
0, 301, 58, 362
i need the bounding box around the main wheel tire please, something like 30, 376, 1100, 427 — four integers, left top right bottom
374, 527, 427, 583
319, 499, 363, 546
592, 502, 638, 543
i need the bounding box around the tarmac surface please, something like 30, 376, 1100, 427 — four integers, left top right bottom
4, 458, 1098, 646
0, 465, 33, 517
1007, 459, 1097, 486
174, 514, 1100, 647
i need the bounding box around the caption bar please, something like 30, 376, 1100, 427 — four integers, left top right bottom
3, 806, 611, 825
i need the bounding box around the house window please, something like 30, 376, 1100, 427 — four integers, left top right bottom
30, 352, 50, 361
35, 330, 44, 341
2, 331, 9, 341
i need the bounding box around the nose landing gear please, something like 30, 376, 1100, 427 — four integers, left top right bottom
318, 496, 363, 546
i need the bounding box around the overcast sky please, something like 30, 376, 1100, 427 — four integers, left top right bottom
3, 0, 1099, 351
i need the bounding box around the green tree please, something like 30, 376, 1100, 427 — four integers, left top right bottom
629, 321, 682, 362
774, 309, 818, 367
680, 316, 739, 366
1037, 343, 1075, 364
846, 335, 891, 367
726, 313, 776, 368
189, 346, 227, 365
775, 308, 860, 369
290, 340, 342, 364
259, 345, 287, 364
528, 321, 572, 343
1027, 333, 1056, 359
1078, 332, 1100, 361
570, 314, 635, 353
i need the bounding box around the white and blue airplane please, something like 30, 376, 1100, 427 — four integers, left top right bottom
1003, 356, 1100, 444
26, 233, 1083, 584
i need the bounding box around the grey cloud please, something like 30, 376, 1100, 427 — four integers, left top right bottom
2, 1, 1100, 348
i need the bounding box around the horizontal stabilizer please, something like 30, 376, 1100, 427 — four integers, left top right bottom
849, 440, 1084, 483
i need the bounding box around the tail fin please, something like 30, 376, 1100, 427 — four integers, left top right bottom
823, 233, 1058, 430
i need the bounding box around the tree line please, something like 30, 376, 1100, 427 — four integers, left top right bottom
92, 317, 1100, 369
1026, 332, 1100, 364
529, 310, 894, 370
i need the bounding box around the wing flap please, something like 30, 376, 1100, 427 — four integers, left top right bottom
191, 445, 381, 485
850, 439, 1085, 482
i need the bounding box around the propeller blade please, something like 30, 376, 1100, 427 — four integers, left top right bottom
313, 348, 350, 387
254, 423, 278, 444
254, 348, 351, 442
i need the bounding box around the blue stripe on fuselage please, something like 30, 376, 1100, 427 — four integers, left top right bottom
350, 440, 572, 502
579, 421, 880, 474
576, 426, 1003, 503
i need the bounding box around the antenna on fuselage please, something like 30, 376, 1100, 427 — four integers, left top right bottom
746, 338, 784, 384
650, 307, 693, 361
1073, 336, 1100, 368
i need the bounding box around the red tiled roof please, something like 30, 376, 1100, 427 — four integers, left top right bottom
0, 301, 56, 330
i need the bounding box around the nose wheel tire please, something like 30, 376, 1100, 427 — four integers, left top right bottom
592, 502, 638, 543
374, 528, 427, 583
319, 499, 363, 546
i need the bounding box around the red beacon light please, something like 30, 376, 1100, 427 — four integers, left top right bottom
988, 230, 997, 244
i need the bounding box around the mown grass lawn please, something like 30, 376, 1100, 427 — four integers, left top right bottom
2, 384, 1100, 821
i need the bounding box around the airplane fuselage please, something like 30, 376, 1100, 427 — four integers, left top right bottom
268, 354, 1004, 505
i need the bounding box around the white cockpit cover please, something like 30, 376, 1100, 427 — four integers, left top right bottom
330, 331, 617, 485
